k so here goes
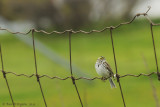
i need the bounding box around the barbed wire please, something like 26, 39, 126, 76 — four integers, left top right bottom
1, 6, 160, 107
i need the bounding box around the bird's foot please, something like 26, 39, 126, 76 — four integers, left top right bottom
101, 77, 107, 81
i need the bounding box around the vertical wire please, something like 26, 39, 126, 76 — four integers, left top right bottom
0, 44, 15, 107
109, 28, 126, 107
150, 24, 160, 80
68, 32, 83, 107
31, 30, 48, 107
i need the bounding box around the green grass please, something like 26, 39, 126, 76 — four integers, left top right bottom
0, 19, 160, 107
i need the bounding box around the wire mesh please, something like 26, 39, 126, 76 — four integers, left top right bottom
0, 7, 160, 107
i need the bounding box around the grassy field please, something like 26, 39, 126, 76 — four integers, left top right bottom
0, 19, 160, 107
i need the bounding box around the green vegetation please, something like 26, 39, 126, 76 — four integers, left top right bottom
0, 19, 160, 107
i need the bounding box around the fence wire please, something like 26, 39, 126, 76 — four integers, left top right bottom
32, 30, 48, 107
0, 7, 160, 107
0, 45, 15, 107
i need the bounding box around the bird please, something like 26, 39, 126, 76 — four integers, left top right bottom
95, 56, 116, 88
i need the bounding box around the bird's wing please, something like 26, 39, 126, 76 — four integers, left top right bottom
103, 61, 114, 75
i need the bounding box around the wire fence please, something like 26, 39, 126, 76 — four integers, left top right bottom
0, 7, 160, 107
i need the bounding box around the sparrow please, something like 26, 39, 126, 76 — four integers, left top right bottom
95, 56, 116, 88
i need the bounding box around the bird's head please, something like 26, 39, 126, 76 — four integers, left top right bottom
98, 56, 105, 60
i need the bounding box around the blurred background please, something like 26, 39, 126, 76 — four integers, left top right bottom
0, 0, 160, 107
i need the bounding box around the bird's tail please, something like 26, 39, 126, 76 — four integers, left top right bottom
109, 77, 116, 88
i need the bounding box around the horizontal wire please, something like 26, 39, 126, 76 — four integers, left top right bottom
0, 7, 160, 35
0, 70, 157, 80
120, 72, 157, 78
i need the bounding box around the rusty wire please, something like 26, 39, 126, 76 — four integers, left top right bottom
68, 32, 83, 107
150, 24, 160, 80
0, 7, 160, 107
109, 28, 126, 107
0, 7, 160, 35
0, 44, 15, 107
31, 30, 48, 107
0, 70, 158, 80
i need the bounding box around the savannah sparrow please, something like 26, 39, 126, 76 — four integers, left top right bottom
95, 56, 116, 88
